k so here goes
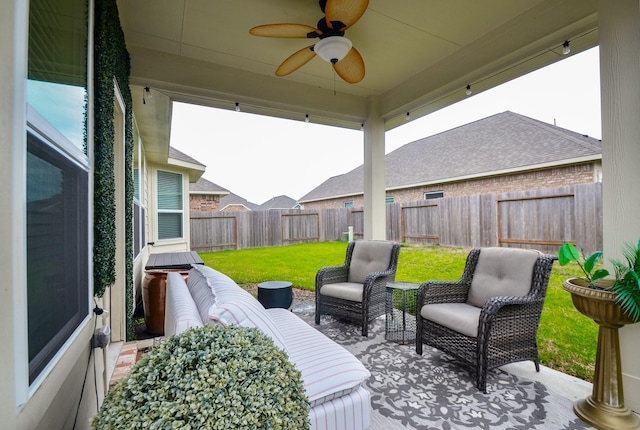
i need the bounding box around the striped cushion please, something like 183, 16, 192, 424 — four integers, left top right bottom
198, 266, 288, 351
164, 272, 204, 337
186, 266, 216, 324
308, 386, 370, 430
267, 308, 370, 408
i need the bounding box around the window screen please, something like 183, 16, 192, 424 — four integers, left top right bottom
26, 132, 89, 384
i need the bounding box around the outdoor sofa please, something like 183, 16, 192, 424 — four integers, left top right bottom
165, 264, 371, 430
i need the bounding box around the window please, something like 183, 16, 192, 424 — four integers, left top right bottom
424, 191, 444, 200
26, 131, 89, 384
344, 201, 353, 208
386, 196, 395, 204
157, 171, 183, 240
26, 0, 89, 385
133, 168, 145, 257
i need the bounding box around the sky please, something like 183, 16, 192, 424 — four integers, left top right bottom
170, 47, 600, 205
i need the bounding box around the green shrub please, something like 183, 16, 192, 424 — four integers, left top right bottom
92, 325, 309, 429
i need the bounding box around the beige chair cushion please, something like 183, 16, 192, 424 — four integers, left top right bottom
348, 241, 394, 284
421, 303, 481, 338
320, 282, 364, 302
467, 247, 540, 308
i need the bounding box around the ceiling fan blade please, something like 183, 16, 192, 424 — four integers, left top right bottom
276, 45, 317, 76
325, 0, 369, 30
250, 24, 321, 38
333, 46, 365, 83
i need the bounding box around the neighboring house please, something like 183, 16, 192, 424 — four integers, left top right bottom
189, 176, 230, 212
219, 192, 259, 212
299, 112, 602, 209
257, 195, 300, 211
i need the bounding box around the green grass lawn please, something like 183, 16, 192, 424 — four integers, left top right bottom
199, 242, 597, 382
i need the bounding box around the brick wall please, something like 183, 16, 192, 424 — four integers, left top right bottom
301, 162, 600, 209
190, 194, 220, 212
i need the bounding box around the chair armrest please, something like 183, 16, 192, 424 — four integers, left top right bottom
482, 294, 543, 315
417, 280, 471, 308
315, 265, 349, 293
478, 295, 545, 336
361, 268, 397, 299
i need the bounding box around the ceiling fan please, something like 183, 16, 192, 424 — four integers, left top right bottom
249, 0, 368, 84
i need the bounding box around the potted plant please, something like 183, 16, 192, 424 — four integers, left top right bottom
559, 240, 640, 323
92, 325, 310, 430
558, 240, 640, 430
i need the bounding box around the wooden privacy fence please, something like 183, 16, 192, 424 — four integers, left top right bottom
191, 182, 602, 254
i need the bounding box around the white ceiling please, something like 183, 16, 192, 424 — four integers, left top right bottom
117, 0, 598, 158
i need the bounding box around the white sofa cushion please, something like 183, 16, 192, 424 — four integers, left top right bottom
267, 308, 370, 408
195, 265, 289, 351
467, 247, 540, 307
186, 266, 216, 324
164, 272, 204, 337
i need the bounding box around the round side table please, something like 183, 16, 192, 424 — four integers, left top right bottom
385, 282, 420, 344
257, 281, 293, 309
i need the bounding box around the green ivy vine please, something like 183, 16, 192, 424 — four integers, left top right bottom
94, 0, 135, 338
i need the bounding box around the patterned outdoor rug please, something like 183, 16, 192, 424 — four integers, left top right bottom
297, 312, 592, 430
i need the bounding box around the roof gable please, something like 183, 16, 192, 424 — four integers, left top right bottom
189, 177, 230, 195
220, 193, 258, 211
299, 111, 602, 202
257, 195, 298, 210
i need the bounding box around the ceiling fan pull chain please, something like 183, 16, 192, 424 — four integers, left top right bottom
333, 67, 337, 96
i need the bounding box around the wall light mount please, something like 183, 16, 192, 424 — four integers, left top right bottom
143, 86, 152, 104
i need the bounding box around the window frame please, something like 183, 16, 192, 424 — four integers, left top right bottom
133, 165, 146, 257
424, 191, 445, 200
19, 0, 93, 397
25, 104, 92, 392
156, 169, 184, 241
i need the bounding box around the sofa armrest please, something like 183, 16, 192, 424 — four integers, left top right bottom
165, 271, 204, 337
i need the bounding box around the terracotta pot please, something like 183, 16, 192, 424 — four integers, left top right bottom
562, 278, 640, 430
142, 270, 189, 335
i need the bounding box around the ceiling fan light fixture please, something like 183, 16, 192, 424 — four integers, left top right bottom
315, 36, 352, 63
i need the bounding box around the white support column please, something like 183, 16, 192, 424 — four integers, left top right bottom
0, 1, 28, 422
363, 96, 386, 240
599, 0, 640, 412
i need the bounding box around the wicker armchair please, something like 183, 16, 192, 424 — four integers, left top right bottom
416, 247, 556, 392
315, 240, 401, 336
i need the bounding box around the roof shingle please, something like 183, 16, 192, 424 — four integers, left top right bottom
299, 111, 601, 202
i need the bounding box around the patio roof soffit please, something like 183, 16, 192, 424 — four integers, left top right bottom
131, 84, 172, 163
128, 46, 369, 131
121, 1, 598, 135
382, 12, 599, 130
